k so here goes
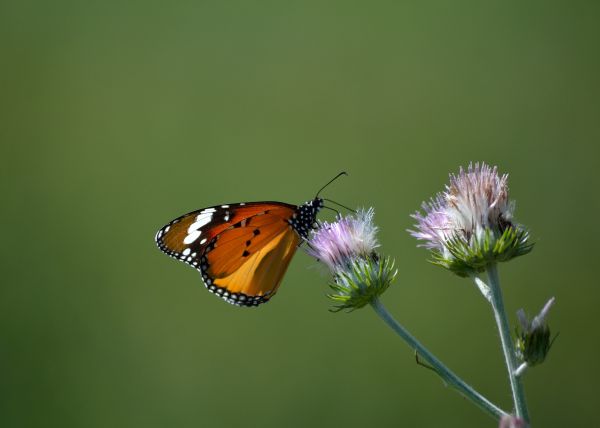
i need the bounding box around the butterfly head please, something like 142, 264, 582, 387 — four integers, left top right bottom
289, 197, 324, 239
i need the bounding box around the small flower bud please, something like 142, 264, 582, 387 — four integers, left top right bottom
307, 208, 396, 311
409, 162, 533, 277
499, 415, 527, 428
515, 297, 556, 367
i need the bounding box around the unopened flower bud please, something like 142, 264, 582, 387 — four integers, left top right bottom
516, 297, 556, 367
499, 415, 527, 428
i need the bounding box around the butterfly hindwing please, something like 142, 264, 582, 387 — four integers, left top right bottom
206, 223, 301, 305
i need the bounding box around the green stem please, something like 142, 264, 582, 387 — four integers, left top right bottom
370, 297, 508, 421
486, 264, 530, 423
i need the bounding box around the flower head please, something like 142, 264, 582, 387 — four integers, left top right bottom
410, 162, 533, 276
516, 297, 557, 367
308, 208, 395, 311
307, 208, 379, 272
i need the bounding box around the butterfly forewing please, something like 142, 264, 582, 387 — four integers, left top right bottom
206, 212, 292, 276
156, 202, 295, 261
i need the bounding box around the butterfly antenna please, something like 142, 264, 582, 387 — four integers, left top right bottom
321, 205, 342, 219
315, 171, 348, 198
323, 198, 357, 214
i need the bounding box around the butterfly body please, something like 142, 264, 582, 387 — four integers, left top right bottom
155, 198, 323, 306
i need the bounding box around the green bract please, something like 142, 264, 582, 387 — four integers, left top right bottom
516, 323, 555, 367
328, 256, 397, 312
431, 227, 533, 277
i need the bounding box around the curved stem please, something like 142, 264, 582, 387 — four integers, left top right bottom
486, 264, 530, 423
370, 297, 508, 421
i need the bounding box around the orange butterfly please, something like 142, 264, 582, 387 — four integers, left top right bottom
154, 174, 345, 307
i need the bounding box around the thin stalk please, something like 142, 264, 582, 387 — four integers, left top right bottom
486, 264, 530, 423
370, 297, 508, 421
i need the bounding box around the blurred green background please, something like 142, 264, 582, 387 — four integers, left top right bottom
1, 1, 599, 427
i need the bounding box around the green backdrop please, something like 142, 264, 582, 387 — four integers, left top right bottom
2, 1, 599, 427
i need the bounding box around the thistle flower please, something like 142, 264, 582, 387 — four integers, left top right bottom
516, 297, 557, 368
410, 162, 533, 276
307, 208, 396, 311
307, 208, 379, 271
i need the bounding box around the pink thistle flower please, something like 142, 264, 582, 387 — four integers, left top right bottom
445, 163, 514, 241
307, 208, 379, 273
409, 162, 532, 276
410, 194, 452, 252
307, 208, 395, 311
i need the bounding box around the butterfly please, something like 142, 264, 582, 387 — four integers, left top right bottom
154, 173, 346, 307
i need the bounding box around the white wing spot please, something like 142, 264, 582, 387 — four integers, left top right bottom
221, 205, 229, 208
164, 226, 170, 233
183, 210, 216, 245
183, 230, 202, 245
189, 213, 212, 232
182, 248, 191, 256
200, 238, 207, 244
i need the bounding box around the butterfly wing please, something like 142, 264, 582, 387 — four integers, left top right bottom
155, 202, 300, 306
205, 221, 300, 306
